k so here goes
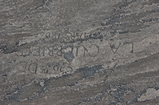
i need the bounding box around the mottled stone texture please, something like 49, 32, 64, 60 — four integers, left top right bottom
0, 0, 159, 105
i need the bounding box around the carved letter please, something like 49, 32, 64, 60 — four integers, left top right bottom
89, 44, 99, 57
41, 65, 48, 74
28, 63, 38, 74
32, 47, 40, 56
18, 61, 27, 72
109, 43, 121, 54
53, 44, 63, 56
47, 46, 53, 56
21, 47, 31, 57
42, 46, 53, 56
123, 42, 134, 53
76, 45, 88, 56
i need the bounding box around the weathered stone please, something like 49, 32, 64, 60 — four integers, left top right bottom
0, 0, 159, 105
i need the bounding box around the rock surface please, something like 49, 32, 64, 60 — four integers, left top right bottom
0, 0, 159, 105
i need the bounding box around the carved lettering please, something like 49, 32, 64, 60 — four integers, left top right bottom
21, 47, 31, 56
40, 65, 48, 74
47, 46, 54, 56
31, 47, 41, 56
53, 62, 63, 72
123, 42, 134, 53
76, 45, 88, 56
19, 61, 27, 72
109, 42, 121, 54
28, 63, 38, 74
53, 44, 63, 56
89, 44, 99, 57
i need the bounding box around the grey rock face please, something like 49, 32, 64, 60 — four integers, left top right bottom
0, 0, 159, 105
